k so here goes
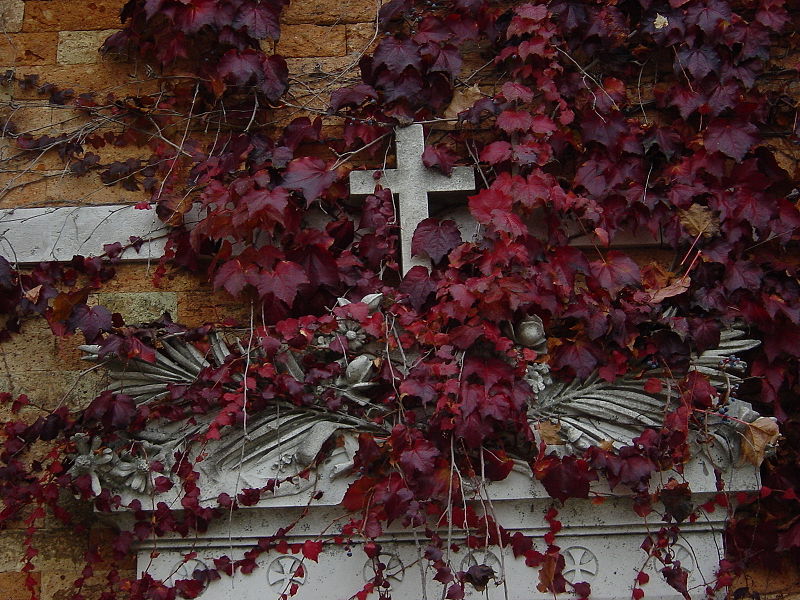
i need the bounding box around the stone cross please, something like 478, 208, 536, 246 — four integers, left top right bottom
348, 124, 476, 273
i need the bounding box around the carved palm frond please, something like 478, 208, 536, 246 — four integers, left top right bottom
530, 326, 760, 450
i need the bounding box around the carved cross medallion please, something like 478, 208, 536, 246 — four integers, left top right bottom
348, 124, 476, 273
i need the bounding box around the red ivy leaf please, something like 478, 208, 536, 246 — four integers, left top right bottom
301, 540, 323, 562
399, 266, 436, 311
249, 261, 309, 304
282, 157, 337, 205
373, 36, 422, 71
67, 304, 113, 343
421, 144, 459, 175
589, 251, 641, 296
497, 110, 533, 133
704, 120, 759, 161
538, 455, 597, 502
232, 1, 282, 39
411, 218, 462, 263
480, 141, 512, 164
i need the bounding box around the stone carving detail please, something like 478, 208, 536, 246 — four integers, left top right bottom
362, 552, 405, 584
670, 544, 695, 572
349, 124, 476, 273
77, 296, 768, 497
166, 558, 210, 594
562, 546, 599, 583
267, 556, 306, 589
460, 550, 503, 582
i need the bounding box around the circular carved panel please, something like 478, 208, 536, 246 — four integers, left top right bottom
362, 552, 405, 585
166, 558, 210, 595
267, 555, 307, 589
460, 549, 504, 582
562, 546, 599, 583
671, 544, 695, 572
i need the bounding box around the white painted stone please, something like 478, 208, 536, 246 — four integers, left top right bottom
0, 204, 171, 264
124, 446, 759, 600
349, 124, 477, 272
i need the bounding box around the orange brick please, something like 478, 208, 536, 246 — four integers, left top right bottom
22, 0, 125, 32
5, 63, 161, 98
0, 571, 40, 600
177, 290, 250, 327
1, 1, 25, 33
0, 33, 59, 66
277, 25, 347, 58
282, 0, 377, 24
346, 22, 378, 55
57, 30, 120, 65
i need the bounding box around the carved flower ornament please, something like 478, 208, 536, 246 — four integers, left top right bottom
75, 293, 777, 498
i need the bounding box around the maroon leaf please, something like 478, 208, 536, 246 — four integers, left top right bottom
373, 36, 422, 71
704, 120, 759, 161
248, 261, 309, 304
399, 439, 439, 473
330, 84, 379, 112
539, 456, 597, 502
241, 186, 289, 225
67, 304, 112, 343
589, 251, 641, 295
497, 110, 533, 133
687, 0, 732, 34
282, 157, 337, 205
213, 259, 252, 297
399, 266, 436, 311
421, 144, 459, 175
174, 0, 218, 33
480, 141, 512, 164
676, 45, 720, 79
411, 218, 462, 263
232, 1, 282, 39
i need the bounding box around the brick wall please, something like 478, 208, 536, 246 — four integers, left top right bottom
0, 1, 798, 599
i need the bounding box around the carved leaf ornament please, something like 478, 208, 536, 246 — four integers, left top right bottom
77, 307, 770, 495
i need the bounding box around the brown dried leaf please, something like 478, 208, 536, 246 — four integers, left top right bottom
444, 85, 483, 120
537, 421, 563, 445
23, 284, 42, 304
650, 276, 691, 303
741, 417, 780, 467
678, 204, 720, 238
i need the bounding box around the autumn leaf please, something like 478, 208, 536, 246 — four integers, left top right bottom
741, 417, 780, 467
678, 204, 720, 238
411, 218, 462, 263
650, 276, 691, 303
443, 85, 483, 119
704, 119, 759, 162
537, 421, 563, 445
282, 157, 338, 205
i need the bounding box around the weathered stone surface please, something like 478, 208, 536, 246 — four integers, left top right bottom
282, 0, 377, 24
277, 25, 347, 58
0, 204, 170, 263
5, 63, 160, 97
0, 0, 25, 33
22, 0, 125, 32
0, 33, 59, 66
0, 370, 105, 416
349, 124, 476, 272
57, 30, 119, 65
345, 22, 378, 55
0, 571, 39, 600
0, 321, 60, 371
89, 291, 178, 324
128, 453, 760, 600
177, 291, 251, 327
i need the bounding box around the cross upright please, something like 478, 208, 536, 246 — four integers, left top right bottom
348, 124, 476, 273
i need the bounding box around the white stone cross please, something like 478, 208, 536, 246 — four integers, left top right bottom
348, 124, 476, 273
